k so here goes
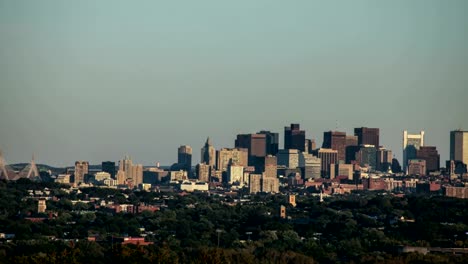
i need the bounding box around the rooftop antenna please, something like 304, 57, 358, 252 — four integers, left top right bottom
335, 120, 339, 131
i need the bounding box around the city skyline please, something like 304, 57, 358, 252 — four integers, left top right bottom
0, 127, 464, 168
1, 1, 467, 166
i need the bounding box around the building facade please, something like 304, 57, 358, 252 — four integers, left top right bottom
313, 148, 338, 178
403, 130, 425, 171
322, 131, 347, 163
216, 148, 248, 171
201, 137, 216, 167
416, 146, 440, 173
102, 161, 116, 179
354, 127, 380, 148
284, 124, 306, 152
450, 130, 468, 166
74, 161, 89, 185
178, 145, 192, 173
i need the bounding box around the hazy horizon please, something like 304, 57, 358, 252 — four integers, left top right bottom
1, 1, 467, 167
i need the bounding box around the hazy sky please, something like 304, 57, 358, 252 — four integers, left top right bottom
1, 1, 467, 167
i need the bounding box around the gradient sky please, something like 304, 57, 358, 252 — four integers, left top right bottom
1, 0, 467, 167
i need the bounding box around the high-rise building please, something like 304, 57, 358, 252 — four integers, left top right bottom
74, 161, 89, 185
416, 146, 440, 173
235, 133, 267, 171
299, 152, 321, 179
264, 155, 277, 179
322, 131, 347, 162
354, 127, 380, 148
313, 148, 338, 178
450, 130, 468, 166
118, 156, 143, 185
345, 135, 358, 148
261, 155, 279, 193
249, 174, 262, 193
304, 139, 317, 154
262, 176, 279, 193
334, 164, 354, 180
407, 159, 426, 176
178, 145, 192, 173
355, 145, 377, 170
102, 161, 116, 179
391, 158, 402, 173
277, 149, 300, 169
227, 164, 244, 184
376, 148, 392, 172
403, 131, 425, 171
284, 124, 306, 152
235, 134, 266, 157
258, 130, 279, 156
216, 148, 248, 171
201, 137, 216, 167
196, 163, 210, 182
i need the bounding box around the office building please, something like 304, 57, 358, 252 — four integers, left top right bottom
262, 176, 279, 193
235, 133, 267, 171
376, 148, 393, 172
305, 139, 317, 154
354, 127, 380, 148
95, 171, 111, 182
201, 137, 216, 167
118, 156, 143, 185
249, 174, 262, 194
102, 161, 116, 179
403, 130, 425, 171
313, 148, 338, 178
450, 130, 468, 166
277, 149, 300, 169
216, 148, 248, 171
227, 164, 244, 184
416, 146, 440, 173
262, 155, 279, 193
284, 124, 306, 152
178, 145, 192, 173
258, 130, 279, 155
407, 159, 426, 176
355, 145, 377, 170
323, 131, 347, 162
264, 155, 277, 179
196, 163, 210, 182
299, 152, 321, 179
74, 161, 89, 185
334, 164, 354, 180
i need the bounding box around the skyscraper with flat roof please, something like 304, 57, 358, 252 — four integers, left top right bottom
450, 130, 468, 166
403, 131, 425, 171
284, 124, 305, 152
354, 127, 380, 148
74, 161, 89, 185
178, 145, 192, 173
313, 148, 338, 178
102, 161, 116, 179
323, 131, 347, 163
376, 148, 392, 172
216, 148, 248, 171
258, 130, 279, 156
416, 146, 440, 173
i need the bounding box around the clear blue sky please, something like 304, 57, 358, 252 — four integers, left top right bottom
1, 0, 467, 167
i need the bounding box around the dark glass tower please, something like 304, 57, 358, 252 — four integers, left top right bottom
284, 124, 305, 152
